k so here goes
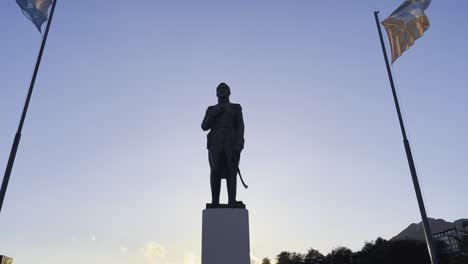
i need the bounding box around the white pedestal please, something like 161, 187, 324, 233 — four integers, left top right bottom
202, 208, 250, 264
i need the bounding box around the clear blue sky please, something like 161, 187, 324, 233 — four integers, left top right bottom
1, 0, 467, 263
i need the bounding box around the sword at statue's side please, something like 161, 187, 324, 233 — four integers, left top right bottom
237, 167, 248, 189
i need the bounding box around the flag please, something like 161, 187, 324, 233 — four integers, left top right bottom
0, 255, 13, 264
382, 0, 432, 62
16, 0, 53, 32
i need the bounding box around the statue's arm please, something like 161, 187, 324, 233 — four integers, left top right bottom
201, 107, 213, 131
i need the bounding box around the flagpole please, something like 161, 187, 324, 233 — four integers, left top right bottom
373, 11, 438, 264
0, 0, 58, 214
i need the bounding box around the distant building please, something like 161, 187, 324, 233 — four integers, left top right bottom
462, 221, 468, 230
433, 227, 468, 253
0, 256, 13, 264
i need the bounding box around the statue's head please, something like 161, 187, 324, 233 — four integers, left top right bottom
216, 83, 231, 98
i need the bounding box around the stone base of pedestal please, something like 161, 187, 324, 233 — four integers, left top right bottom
201, 208, 250, 264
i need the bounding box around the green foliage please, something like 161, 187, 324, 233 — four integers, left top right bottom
276, 251, 292, 264
266, 235, 468, 264
353, 238, 391, 264
291, 252, 304, 264
262, 257, 272, 264
275, 251, 304, 264
326, 246, 353, 264
304, 248, 326, 264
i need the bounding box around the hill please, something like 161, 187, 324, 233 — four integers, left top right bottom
392, 218, 468, 241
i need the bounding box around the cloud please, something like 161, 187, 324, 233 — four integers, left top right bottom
251, 252, 262, 264
120, 245, 129, 253
184, 252, 200, 264
91, 234, 97, 241
143, 242, 166, 264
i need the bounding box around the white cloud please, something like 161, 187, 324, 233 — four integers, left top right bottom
143, 242, 166, 264
251, 252, 262, 264
120, 245, 129, 253
184, 252, 200, 264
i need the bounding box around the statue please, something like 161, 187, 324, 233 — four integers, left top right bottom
202, 83, 246, 208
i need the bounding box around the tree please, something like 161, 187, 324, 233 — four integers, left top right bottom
353, 238, 390, 264
353, 238, 430, 264
326, 247, 353, 264
389, 239, 430, 264
277, 251, 292, 264
273, 235, 455, 264
304, 248, 326, 264
276, 251, 304, 264
290, 252, 304, 264
262, 258, 272, 264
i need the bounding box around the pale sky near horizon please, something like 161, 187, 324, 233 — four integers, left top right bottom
1, 0, 467, 263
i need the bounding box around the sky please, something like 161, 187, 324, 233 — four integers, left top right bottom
1, 0, 467, 263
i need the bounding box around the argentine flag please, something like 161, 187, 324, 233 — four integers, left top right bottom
382, 0, 432, 62
16, 0, 53, 32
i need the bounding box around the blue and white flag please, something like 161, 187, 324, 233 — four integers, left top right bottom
16, 0, 53, 32
382, 0, 432, 62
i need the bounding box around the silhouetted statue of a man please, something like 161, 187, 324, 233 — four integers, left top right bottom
202, 83, 245, 208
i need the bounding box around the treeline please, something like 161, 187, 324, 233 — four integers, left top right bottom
261, 236, 468, 264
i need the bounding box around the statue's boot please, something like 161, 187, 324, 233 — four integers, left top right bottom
228, 200, 244, 208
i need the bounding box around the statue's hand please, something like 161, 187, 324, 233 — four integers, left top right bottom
211, 105, 226, 116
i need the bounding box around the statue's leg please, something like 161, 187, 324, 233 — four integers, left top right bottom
209, 148, 221, 205
225, 148, 237, 205
226, 173, 237, 205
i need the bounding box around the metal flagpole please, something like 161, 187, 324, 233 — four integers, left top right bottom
0, 0, 58, 214
373, 11, 438, 264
